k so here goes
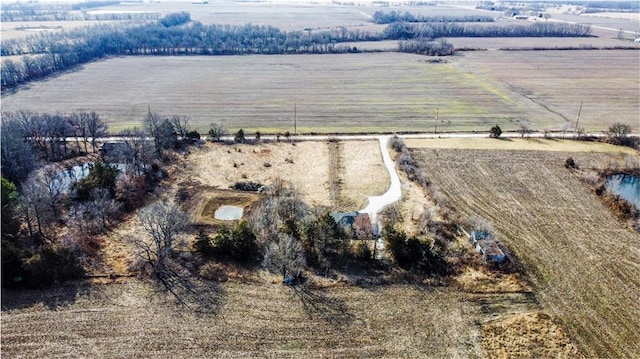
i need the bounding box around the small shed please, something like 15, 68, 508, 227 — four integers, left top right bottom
471, 230, 491, 245
476, 240, 506, 264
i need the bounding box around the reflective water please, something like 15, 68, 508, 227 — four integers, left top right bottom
55, 162, 125, 192
214, 205, 243, 220
607, 174, 640, 208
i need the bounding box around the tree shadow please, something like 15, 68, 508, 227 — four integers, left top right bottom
289, 283, 355, 327
152, 259, 224, 314
1, 281, 91, 311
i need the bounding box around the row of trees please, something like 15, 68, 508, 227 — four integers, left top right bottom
384, 21, 592, 39
0, 19, 377, 91
373, 10, 494, 24
0, 1, 160, 22
398, 38, 454, 56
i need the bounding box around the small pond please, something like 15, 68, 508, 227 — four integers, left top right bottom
214, 205, 244, 220
606, 174, 640, 208
56, 162, 127, 192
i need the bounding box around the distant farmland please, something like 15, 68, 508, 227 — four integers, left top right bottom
3, 50, 637, 133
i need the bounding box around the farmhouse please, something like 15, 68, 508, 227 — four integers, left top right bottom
330, 211, 373, 235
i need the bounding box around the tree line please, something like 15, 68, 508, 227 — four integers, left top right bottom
383, 21, 592, 39
0, 1, 160, 22
372, 10, 495, 24
1, 11, 593, 92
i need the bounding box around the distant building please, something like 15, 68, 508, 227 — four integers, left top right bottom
470, 230, 506, 264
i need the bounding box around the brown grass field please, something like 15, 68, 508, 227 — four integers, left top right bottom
411, 145, 640, 358
4, 49, 637, 133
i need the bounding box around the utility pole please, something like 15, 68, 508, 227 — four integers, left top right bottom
434, 102, 440, 134
574, 101, 583, 134
294, 102, 297, 136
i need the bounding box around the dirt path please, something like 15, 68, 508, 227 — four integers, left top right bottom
359, 136, 402, 232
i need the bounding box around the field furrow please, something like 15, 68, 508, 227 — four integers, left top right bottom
413, 148, 640, 358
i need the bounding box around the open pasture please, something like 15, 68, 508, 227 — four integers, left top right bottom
411, 147, 640, 358
2, 51, 589, 133
185, 140, 387, 210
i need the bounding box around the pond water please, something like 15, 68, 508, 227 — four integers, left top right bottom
56, 162, 126, 192
214, 205, 244, 220
607, 174, 640, 208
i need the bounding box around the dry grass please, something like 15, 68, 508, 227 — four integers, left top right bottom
405, 137, 639, 155
411, 148, 640, 358
185, 140, 386, 210
482, 311, 582, 359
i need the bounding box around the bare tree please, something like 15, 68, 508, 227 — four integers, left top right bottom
208, 122, 226, 142
144, 109, 176, 155
38, 166, 67, 221
1, 112, 35, 182
518, 124, 531, 138
70, 188, 122, 234
608, 122, 632, 145
117, 128, 153, 176
133, 202, 189, 275
19, 177, 52, 241
69, 110, 91, 153
170, 115, 190, 140
87, 111, 108, 152
263, 233, 306, 281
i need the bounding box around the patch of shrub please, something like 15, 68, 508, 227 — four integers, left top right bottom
186, 130, 201, 141
384, 224, 423, 269
196, 222, 259, 262
232, 181, 264, 192
565, 157, 578, 169
23, 246, 85, 288
489, 124, 502, 138
1, 240, 27, 288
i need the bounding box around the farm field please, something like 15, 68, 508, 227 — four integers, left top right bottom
455, 49, 640, 133
448, 35, 639, 49
93, 0, 379, 31
6, 50, 638, 133
1, 277, 535, 359
0, 20, 143, 41
411, 146, 640, 358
